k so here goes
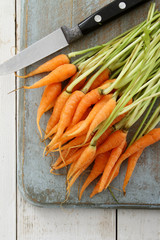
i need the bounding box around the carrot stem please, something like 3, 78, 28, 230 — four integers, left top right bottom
108, 187, 119, 204
128, 97, 158, 146
137, 104, 160, 139
91, 33, 160, 145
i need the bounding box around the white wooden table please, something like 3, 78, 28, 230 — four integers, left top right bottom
0, 0, 160, 239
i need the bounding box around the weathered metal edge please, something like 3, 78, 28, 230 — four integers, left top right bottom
17, 0, 160, 209
16, 177, 160, 209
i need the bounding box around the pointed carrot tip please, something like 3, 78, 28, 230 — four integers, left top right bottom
79, 192, 83, 200
37, 119, 43, 139
90, 192, 95, 198
50, 168, 54, 174
123, 189, 126, 196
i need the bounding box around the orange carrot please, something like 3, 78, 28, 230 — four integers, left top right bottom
120, 128, 160, 161
90, 178, 101, 198
66, 147, 87, 178
45, 91, 70, 136
72, 76, 86, 92
72, 80, 114, 126
45, 124, 58, 140
64, 73, 86, 91
122, 149, 144, 194
90, 166, 120, 198
16, 54, 70, 78
96, 130, 127, 156
37, 83, 61, 137
98, 139, 126, 193
80, 107, 92, 120
91, 98, 132, 144
51, 148, 77, 169
105, 128, 160, 190
46, 121, 85, 152
56, 147, 86, 170
48, 90, 85, 146
89, 69, 110, 90
91, 99, 132, 145
44, 100, 55, 113
68, 145, 96, 179
45, 71, 87, 136
111, 167, 120, 182
56, 134, 89, 152
24, 64, 77, 89
67, 94, 113, 138
97, 128, 113, 146
71, 89, 102, 125
79, 152, 110, 200
67, 160, 92, 191
86, 98, 116, 140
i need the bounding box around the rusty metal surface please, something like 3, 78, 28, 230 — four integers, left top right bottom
17, 0, 160, 208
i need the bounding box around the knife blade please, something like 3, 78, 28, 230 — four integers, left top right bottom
0, 0, 150, 75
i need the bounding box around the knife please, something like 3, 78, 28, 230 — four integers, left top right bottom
0, 0, 149, 75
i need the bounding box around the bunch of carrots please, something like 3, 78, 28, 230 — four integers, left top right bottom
17, 4, 160, 200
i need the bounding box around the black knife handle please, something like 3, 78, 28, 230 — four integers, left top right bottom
78, 0, 150, 35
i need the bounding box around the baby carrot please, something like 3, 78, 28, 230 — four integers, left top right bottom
67, 160, 92, 191
67, 147, 87, 178
90, 166, 120, 198
68, 145, 96, 179
16, 54, 70, 78
79, 152, 110, 200
90, 178, 101, 198
37, 82, 61, 137
51, 148, 77, 169
122, 149, 144, 194
48, 90, 85, 146
96, 128, 113, 146
64, 73, 86, 92
98, 140, 126, 193
24, 64, 77, 89
117, 128, 160, 163
96, 130, 127, 156
45, 73, 87, 138
56, 134, 88, 152
44, 100, 55, 113
86, 98, 116, 141
54, 147, 85, 170
72, 76, 86, 92
71, 89, 102, 125
45, 91, 70, 136
105, 128, 160, 190
71, 80, 114, 125
89, 69, 110, 90
89, 99, 132, 146
67, 94, 113, 138
46, 121, 85, 153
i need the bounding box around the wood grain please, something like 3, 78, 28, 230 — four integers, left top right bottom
118, 209, 160, 240
0, 0, 159, 239
0, 0, 16, 239
16, 0, 116, 239
17, 201, 116, 240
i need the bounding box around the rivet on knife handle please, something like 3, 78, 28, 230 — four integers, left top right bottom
77, 0, 150, 35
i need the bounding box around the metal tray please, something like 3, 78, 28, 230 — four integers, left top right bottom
17, 0, 160, 208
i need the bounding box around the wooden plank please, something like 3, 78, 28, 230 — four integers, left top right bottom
0, 0, 16, 239
118, 209, 160, 240
16, 0, 160, 208
16, 0, 116, 239
117, 0, 160, 238
17, 201, 116, 240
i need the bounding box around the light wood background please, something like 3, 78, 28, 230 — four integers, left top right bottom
0, 0, 160, 239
